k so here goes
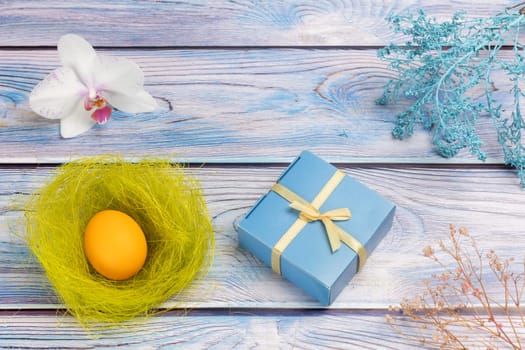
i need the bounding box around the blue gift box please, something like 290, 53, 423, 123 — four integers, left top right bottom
237, 151, 396, 305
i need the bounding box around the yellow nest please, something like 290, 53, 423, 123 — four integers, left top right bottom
24, 157, 214, 328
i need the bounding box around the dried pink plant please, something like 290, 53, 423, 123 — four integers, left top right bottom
387, 225, 525, 349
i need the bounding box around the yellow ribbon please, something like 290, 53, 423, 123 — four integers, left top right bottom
270, 169, 367, 275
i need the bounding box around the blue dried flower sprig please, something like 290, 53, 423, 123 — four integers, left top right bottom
377, 5, 525, 186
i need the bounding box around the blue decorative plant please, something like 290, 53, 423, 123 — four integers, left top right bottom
377, 4, 525, 186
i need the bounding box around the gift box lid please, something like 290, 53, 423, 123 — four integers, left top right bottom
238, 150, 396, 304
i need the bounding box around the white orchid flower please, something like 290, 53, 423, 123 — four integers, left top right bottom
30, 34, 157, 138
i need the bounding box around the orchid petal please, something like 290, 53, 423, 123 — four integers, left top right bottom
91, 106, 112, 124
92, 55, 145, 89
29, 67, 85, 119
58, 34, 97, 86
104, 89, 157, 114
59, 103, 96, 138
92, 55, 157, 113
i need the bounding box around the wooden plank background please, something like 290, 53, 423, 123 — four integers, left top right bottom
1, 49, 520, 164
0, 1, 516, 46
1, 0, 524, 348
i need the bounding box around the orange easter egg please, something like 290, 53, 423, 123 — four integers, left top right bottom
84, 210, 148, 280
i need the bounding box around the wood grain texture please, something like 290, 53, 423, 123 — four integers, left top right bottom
1, 165, 523, 309
3, 2, 525, 347
1, 311, 523, 349
0, 0, 516, 47
0, 48, 518, 163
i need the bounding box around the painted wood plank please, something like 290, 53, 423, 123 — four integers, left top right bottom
0, 0, 516, 47
0, 48, 518, 164
0, 311, 523, 349
1, 165, 524, 309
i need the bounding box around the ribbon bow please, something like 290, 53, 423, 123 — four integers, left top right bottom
289, 201, 351, 253
270, 169, 367, 276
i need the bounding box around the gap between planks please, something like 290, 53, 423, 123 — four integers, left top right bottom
0, 45, 520, 51
0, 307, 519, 317
0, 162, 515, 170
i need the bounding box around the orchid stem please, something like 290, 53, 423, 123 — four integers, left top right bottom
508, 2, 525, 10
